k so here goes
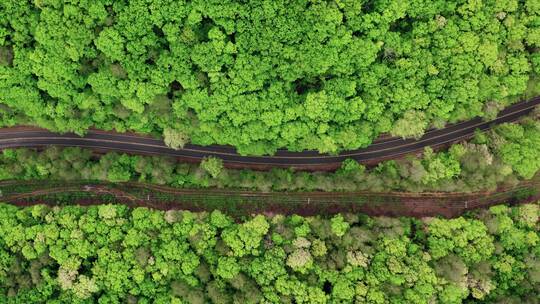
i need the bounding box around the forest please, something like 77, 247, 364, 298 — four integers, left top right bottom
0, 202, 537, 303
1, 0, 540, 154
1, 119, 539, 193
1, 2, 540, 302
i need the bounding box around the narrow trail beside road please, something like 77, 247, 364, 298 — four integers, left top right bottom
1, 179, 539, 218
1, 97, 539, 170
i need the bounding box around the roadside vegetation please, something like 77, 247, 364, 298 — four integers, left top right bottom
1, 1, 540, 154
1, 119, 539, 193
0, 202, 537, 303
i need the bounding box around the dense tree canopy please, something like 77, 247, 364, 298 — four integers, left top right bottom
493, 120, 540, 179
1, 0, 540, 154
0, 202, 537, 303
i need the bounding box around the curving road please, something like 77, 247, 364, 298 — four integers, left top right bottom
1, 97, 539, 170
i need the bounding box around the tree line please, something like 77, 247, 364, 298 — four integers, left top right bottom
1, 0, 540, 154
1, 119, 539, 193
0, 202, 537, 303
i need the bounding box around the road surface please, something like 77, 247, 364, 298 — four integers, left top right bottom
1, 97, 538, 170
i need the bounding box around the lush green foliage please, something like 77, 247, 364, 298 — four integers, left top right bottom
1, 1, 540, 153
200, 157, 224, 178
1, 119, 539, 193
0, 202, 537, 303
493, 120, 540, 179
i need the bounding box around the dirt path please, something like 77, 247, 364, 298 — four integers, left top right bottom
1, 179, 538, 218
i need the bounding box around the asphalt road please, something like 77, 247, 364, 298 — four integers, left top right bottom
1, 97, 539, 169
